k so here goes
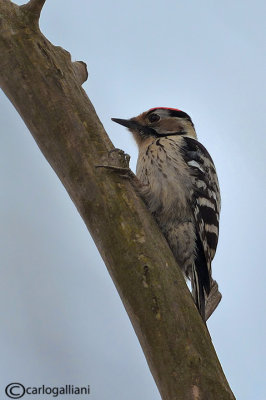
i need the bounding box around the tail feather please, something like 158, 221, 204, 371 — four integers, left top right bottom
205, 280, 222, 320
191, 264, 206, 321
191, 270, 222, 321
191, 233, 211, 321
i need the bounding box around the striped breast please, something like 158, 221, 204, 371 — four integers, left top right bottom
136, 136, 194, 219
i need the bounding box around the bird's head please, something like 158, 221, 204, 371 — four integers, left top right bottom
112, 107, 197, 146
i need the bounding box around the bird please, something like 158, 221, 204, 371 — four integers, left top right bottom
112, 107, 221, 321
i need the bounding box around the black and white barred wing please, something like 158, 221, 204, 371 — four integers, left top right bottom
182, 137, 221, 267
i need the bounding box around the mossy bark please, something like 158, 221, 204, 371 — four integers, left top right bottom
0, 1, 235, 399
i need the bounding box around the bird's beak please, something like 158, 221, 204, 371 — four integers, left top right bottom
111, 118, 140, 130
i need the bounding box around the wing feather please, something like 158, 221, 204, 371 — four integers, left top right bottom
182, 136, 221, 274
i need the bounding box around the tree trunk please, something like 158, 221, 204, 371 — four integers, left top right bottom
0, 1, 235, 399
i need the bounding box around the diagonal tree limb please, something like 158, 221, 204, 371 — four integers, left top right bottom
0, 1, 235, 399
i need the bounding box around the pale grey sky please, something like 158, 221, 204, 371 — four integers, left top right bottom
0, 0, 265, 399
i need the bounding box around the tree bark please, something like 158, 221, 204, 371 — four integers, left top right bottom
0, 1, 235, 399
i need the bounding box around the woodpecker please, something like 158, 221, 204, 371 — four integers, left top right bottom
112, 107, 221, 321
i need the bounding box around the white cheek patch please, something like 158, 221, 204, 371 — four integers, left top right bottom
157, 128, 178, 134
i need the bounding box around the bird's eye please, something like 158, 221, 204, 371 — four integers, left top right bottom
148, 113, 160, 123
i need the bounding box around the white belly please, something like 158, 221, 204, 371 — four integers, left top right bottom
136, 136, 196, 273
